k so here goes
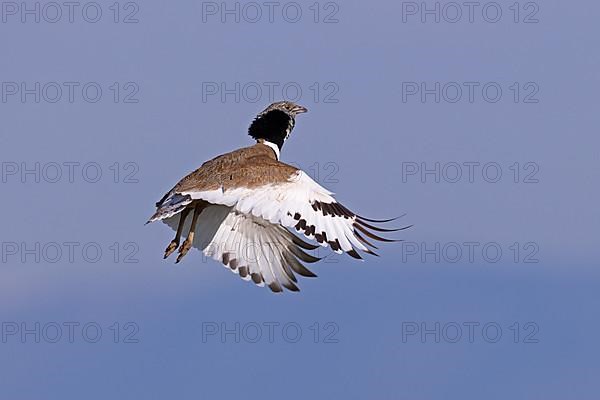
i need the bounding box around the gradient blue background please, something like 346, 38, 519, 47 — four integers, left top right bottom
1, 1, 599, 398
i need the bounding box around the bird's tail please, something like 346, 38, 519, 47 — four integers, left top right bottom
146, 193, 193, 224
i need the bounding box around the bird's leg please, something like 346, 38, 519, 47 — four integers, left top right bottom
176, 203, 201, 263
164, 207, 191, 259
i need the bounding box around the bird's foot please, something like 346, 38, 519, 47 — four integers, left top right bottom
164, 240, 179, 259
175, 235, 194, 263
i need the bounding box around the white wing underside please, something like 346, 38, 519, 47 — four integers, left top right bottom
164, 204, 319, 292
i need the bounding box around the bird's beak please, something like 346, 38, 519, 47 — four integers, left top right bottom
292, 105, 308, 114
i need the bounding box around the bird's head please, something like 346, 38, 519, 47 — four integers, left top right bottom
248, 101, 308, 153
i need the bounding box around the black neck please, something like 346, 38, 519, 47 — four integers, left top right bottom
248, 109, 294, 150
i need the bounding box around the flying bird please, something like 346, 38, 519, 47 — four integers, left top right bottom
147, 101, 408, 292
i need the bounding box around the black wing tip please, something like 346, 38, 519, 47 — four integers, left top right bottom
282, 281, 301, 292
365, 248, 380, 257
282, 251, 318, 278
356, 213, 407, 223
347, 249, 363, 260
251, 273, 264, 285
355, 218, 413, 233
296, 267, 318, 278
290, 233, 319, 250
268, 282, 284, 293
354, 224, 398, 243
292, 247, 321, 264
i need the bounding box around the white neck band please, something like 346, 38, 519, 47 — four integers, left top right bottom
260, 140, 280, 160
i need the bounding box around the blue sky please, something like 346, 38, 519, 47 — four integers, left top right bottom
1, 1, 599, 399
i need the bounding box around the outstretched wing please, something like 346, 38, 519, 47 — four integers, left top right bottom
164, 205, 321, 292
178, 169, 406, 259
